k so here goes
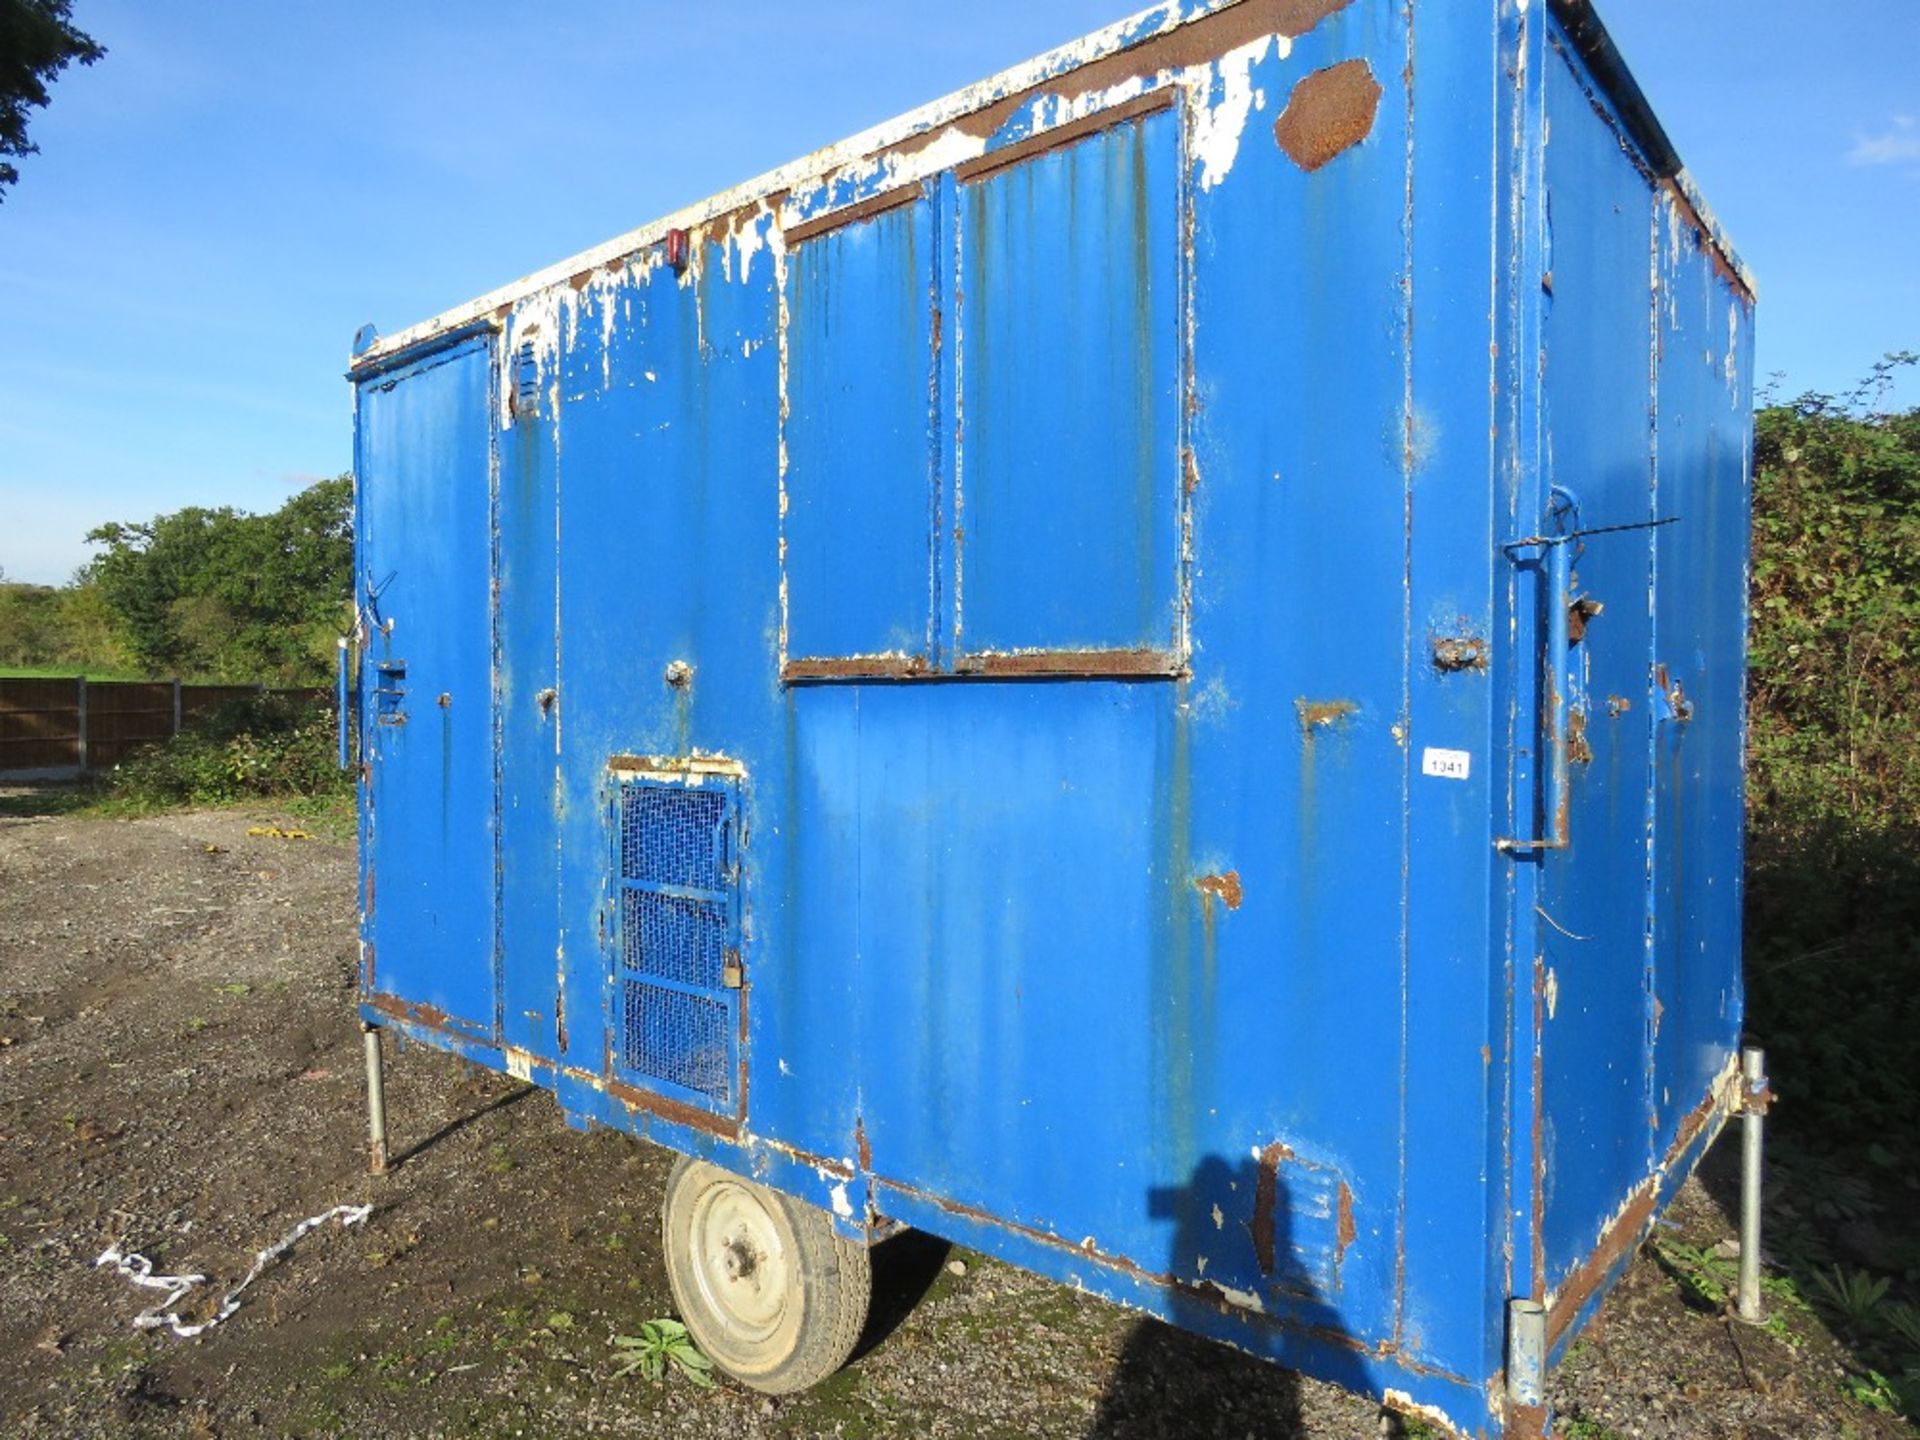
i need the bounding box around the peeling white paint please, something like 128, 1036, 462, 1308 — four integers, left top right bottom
1382, 1388, 1465, 1434
1545, 967, 1559, 1020
1210, 1203, 1224, 1231
1213, 1282, 1265, 1314
1724, 300, 1740, 394
355, 0, 1274, 367
820, 1173, 856, 1220
1187, 35, 1280, 191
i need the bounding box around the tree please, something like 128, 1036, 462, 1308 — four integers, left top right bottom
1, 0, 105, 200
83, 475, 353, 683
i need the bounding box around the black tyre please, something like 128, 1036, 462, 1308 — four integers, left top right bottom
661, 1155, 872, 1394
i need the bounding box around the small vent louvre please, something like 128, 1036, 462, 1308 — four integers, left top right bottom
510, 340, 541, 419
611, 774, 740, 1109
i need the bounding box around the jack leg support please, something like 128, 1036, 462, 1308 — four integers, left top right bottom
364, 1021, 389, 1176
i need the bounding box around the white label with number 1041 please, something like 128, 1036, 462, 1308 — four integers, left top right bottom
1422, 747, 1472, 781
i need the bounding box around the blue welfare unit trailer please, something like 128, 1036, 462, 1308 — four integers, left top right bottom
346, 0, 1755, 1432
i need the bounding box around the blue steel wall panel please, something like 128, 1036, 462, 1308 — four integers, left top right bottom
956, 105, 1182, 660
785, 194, 939, 668
1170, 0, 1410, 1346
1536, 38, 1663, 1295
356, 339, 498, 1039
1650, 188, 1751, 1157
497, 326, 562, 1063
536, 231, 791, 1112
1399, 0, 1505, 1387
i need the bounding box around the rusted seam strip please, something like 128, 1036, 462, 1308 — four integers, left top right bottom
954, 86, 1178, 184
606, 753, 747, 777
605, 1078, 741, 1141
782, 654, 934, 682
784, 183, 925, 246
956, 648, 1186, 678
1542, 1077, 1732, 1346
869, 1173, 1474, 1385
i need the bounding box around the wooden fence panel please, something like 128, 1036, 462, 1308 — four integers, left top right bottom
0, 678, 84, 773
1, 677, 336, 777
84, 682, 176, 770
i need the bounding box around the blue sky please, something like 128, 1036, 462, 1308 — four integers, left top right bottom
2, 0, 1915, 585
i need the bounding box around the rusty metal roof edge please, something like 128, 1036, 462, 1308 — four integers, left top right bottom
349, 0, 1244, 373
1548, 0, 1758, 300
1668, 166, 1758, 301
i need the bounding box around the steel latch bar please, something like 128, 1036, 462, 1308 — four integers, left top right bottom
1498, 534, 1574, 853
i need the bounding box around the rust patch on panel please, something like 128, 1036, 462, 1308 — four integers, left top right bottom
607, 1079, 741, 1141
954, 88, 1176, 184
1335, 1181, 1357, 1264
1567, 709, 1593, 766
1431, 635, 1488, 673
367, 992, 449, 1029
1567, 596, 1604, 644
1250, 1140, 1294, 1276
855, 1116, 874, 1172
1273, 59, 1382, 173
1296, 698, 1358, 732
1193, 870, 1244, 911
890, 0, 1351, 160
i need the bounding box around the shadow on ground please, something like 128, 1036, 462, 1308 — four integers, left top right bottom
0, 779, 93, 819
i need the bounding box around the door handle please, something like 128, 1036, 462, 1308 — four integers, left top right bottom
1498, 534, 1575, 854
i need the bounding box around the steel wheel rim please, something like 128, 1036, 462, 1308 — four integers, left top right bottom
688, 1180, 791, 1344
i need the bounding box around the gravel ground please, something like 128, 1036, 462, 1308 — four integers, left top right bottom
0, 796, 1907, 1438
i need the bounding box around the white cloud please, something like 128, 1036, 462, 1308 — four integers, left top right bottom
1848, 114, 1920, 167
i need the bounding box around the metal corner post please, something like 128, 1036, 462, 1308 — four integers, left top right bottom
1505, 1297, 1549, 1438
363, 1021, 390, 1176
74, 676, 88, 772
1736, 1046, 1769, 1324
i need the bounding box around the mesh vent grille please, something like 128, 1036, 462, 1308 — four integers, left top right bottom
611, 775, 740, 1109
621, 981, 732, 1101
620, 889, 727, 991
620, 785, 728, 891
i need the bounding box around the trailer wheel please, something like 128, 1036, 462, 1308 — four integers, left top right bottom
662, 1156, 871, 1394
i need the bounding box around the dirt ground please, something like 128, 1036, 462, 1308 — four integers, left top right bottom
0, 798, 1907, 1439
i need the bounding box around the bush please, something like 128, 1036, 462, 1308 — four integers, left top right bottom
1744, 360, 1920, 1178
101, 694, 349, 809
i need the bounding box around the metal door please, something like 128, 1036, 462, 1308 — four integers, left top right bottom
357, 336, 498, 1038
1525, 45, 1664, 1297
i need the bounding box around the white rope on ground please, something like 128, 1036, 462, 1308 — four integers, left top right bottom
94, 1203, 372, 1338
